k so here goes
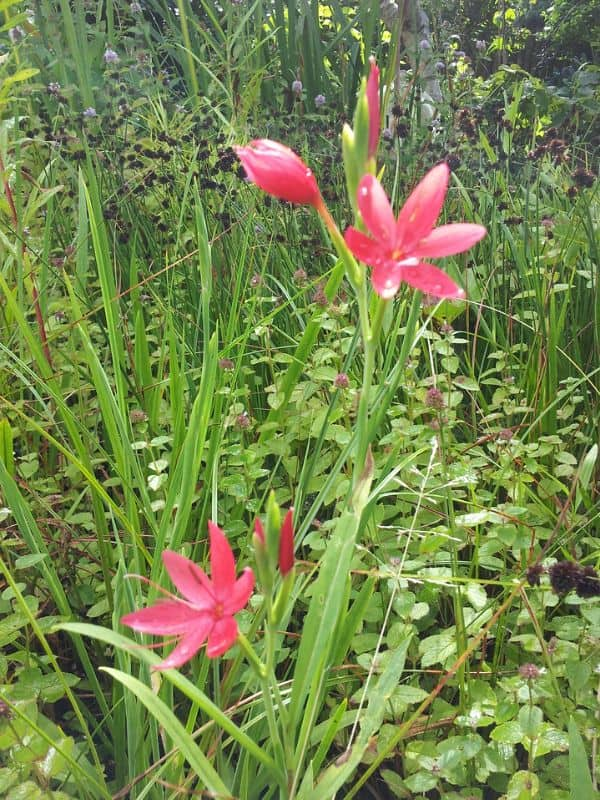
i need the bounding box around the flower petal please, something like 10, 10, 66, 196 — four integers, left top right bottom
207, 616, 239, 658
356, 175, 397, 247
234, 139, 321, 206
371, 259, 406, 299
208, 521, 236, 596
121, 600, 200, 635
224, 567, 255, 615
400, 262, 465, 299
278, 509, 294, 576
396, 163, 449, 251
413, 223, 486, 258
153, 619, 214, 671
345, 226, 390, 268
366, 59, 380, 158
162, 550, 214, 607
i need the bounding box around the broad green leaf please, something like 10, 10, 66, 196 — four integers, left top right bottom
507, 770, 539, 799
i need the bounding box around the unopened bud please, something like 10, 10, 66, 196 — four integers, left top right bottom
278, 508, 294, 576
254, 517, 265, 546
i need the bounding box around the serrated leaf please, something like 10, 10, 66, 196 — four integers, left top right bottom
466, 582, 488, 610
14, 554, 48, 570
507, 770, 539, 799
491, 721, 523, 745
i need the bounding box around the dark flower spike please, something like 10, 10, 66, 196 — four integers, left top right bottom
548, 560, 581, 595
575, 565, 600, 599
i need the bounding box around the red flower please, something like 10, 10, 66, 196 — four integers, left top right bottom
234, 139, 321, 206
366, 58, 380, 158
121, 522, 254, 670
278, 508, 294, 576
344, 164, 486, 299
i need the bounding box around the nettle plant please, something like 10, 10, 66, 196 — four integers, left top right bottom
62, 61, 485, 798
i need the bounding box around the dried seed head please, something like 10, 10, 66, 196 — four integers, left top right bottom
293, 268, 307, 284
548, 560, 581, 595
0, 699, 13, 719
526, 563, 544, 587
236, 411, 251, 430
575, 565, 600, 599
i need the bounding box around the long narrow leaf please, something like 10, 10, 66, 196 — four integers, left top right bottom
102, 667, 231, 796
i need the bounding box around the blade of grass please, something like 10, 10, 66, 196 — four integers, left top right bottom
0, 555, 110, 798
102, 667, 231, 796
0, 459, 110, 719
58, 622, 278, 774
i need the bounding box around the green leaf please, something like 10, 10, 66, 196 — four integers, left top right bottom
290, 510, 360, 734
102, 668, 230, 796
491, 721, 523, 745
568, 717, 595, 800
7, 782, 45, 800
0, 67, 38, 91
306, 699, 347, 788
311, 636, 412, 798
507, 771, 539, 799
14, 554, 48, 570
332, 577, 375, 665
0, 419, 14, 476
466, 582, 488, 610
404, 772, 439, 793
57, 622, 276, 774
518, 705, 543, 739
0, 768, 19, 794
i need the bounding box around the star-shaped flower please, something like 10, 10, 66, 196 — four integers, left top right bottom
344, 164, 486, 299
121, 522, 254, 670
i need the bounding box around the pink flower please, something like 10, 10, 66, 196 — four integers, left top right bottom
366, 58, 380, 158
344, 164, 486, 299
234, 139, 321, 207
278, 508, 294, 576
121, 523, 254, 670
254, 517, 265, 545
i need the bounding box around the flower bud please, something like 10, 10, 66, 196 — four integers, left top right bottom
234, 139, 321, 207
278, 508, 294, 576
366, 57, 380, 159
252, 517, 271, 592
254, 517, 265, 546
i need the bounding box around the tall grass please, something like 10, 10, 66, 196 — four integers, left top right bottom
0, 2, 598, 797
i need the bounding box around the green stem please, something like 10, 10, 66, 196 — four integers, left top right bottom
260, 672, 288, 795
265, 621, 294, 784
313, 197, 390, 484
437, 416, 468, 710
263, 617, 291, 794
315, 198, 362, 289
237, 625, 290, 793
354, 328, 374, 486
236, 632, 266, 679
353, 294, 388, 487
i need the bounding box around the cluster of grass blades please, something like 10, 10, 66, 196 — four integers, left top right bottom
0, 2, 598, 798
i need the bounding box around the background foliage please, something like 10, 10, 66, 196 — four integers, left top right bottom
0, 0, 598, 798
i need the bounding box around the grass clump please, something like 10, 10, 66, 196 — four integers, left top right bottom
0, 2, 598, 799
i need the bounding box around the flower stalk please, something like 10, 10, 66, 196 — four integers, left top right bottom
117, 54, 488, 797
